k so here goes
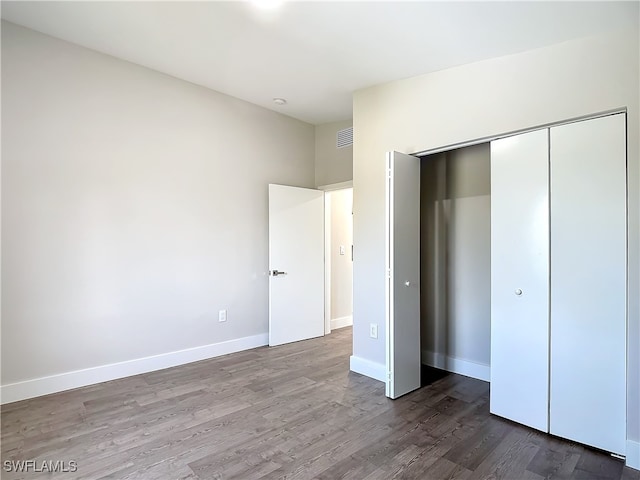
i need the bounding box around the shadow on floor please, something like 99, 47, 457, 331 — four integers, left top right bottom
421, 365, 450, 387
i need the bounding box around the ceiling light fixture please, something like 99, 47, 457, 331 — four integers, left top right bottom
273, 97, 287, 106
251, 0, 284, 10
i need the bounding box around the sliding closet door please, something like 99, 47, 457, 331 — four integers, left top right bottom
550, 114, 626, 455
490, 129, 550, 432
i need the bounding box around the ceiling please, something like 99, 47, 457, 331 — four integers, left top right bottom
2, 1, 638, 125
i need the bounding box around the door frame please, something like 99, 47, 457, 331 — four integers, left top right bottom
318, 180, 353, 335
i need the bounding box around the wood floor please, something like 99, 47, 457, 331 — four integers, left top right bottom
2, 327, 637, 480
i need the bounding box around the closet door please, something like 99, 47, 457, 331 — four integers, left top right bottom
550, 114, 626, 455
385, 151, 421, 399
490, 129, 550, 432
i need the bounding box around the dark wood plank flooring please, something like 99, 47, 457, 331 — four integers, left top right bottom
2, 327, 637, 479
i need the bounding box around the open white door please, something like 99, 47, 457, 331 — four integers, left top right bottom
386, 151, 421, 399
268, 184, 324, 346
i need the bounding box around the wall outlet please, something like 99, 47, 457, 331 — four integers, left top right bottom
369, 323, 378, 339
218, 309, 227, 322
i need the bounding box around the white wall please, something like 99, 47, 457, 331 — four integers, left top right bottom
421, 145, 491, 378
1, 22, 315, 400
352, 26, 640, 453
329, 188, 353, 324
315, 120, 353, 187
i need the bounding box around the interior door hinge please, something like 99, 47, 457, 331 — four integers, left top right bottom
387, 169, 392, 179
387, 269, 392, 278
387, 372, 392, 381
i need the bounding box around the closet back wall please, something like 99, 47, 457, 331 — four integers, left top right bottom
420, 144, 491, 379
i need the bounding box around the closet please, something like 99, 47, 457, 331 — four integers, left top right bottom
490, 113, 627, 455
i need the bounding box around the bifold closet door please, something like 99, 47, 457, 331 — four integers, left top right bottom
385, 151, 421, 399
490, 129, 550, 432
549, 114, 626, 455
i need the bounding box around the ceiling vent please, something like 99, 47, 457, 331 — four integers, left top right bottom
336, 127, 353, 149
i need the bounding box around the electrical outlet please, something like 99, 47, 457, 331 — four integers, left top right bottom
369, 323, 378, 339
218, 309, 227, 322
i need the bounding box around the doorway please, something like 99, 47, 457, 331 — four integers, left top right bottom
385, 145, 491, 398
324, 186, 354, 335
268, 182, 352, 346
419, 143, 491, 381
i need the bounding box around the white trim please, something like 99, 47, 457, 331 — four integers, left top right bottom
0, 334, 268, 405
317, 180, 353, 191
324, 192, 332, 334
349, 355, 386, 382
384, 152, 392, 397
413, 108, 626, 158
422, 349, 491, 382
331, 315, 353, 330
627, 440, 640, 470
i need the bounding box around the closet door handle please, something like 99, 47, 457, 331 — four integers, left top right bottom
515, 288, 523, 296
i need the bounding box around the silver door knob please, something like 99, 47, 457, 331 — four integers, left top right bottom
405, 281, 411, 287
515, 288, 523, 296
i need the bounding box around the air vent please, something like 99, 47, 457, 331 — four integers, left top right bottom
336, 127, 353, 149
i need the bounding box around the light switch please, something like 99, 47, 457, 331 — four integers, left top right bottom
339, 245, 345, 255
369, 323, 378, 339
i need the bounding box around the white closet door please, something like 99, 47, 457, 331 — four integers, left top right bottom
550, 114, 626, 455
490, 129, 550, 432
386, 151, 421, 399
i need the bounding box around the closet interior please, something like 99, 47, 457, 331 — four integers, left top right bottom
420, 143, 491, 381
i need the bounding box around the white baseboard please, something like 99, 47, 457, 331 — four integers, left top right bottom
0, 333, 269, 405
627, 439, 640, 470
331, 315, 353, 330
349, 355, 386, 383
422, 350, 490, 382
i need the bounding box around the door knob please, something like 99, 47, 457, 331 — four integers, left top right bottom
515, 288, 523, 296
405, 281, 411, 287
